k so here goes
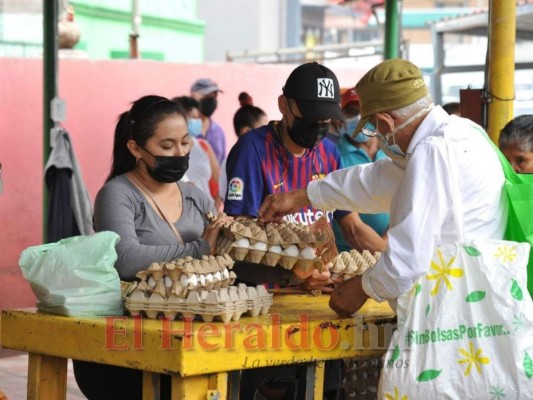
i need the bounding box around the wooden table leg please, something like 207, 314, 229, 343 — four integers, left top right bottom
170, 372, 227, 400
208, 372, 227, 399
27, 353, 67, 400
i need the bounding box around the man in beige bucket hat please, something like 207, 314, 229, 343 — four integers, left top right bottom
258, 58, 507, 314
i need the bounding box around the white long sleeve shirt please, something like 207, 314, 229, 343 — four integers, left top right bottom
308, 106, 507, 301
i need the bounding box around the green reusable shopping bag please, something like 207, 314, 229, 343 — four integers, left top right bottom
487, 140, 533, 298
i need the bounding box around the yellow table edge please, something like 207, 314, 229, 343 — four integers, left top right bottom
0, 294, 395, 377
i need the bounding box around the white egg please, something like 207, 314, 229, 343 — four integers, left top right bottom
188, 274, 198, 288
213, 271, 222, 282
269, 245, 283, 254
199, 274, 206, 286
164, 276, 173, 288
180, 274, 190, 287
222, 268, 230, 279
205, 273, 214, 283
235, 238, 250, 248
253, 242, 268, 251
283, 245, 299, 257
300, 247, 316, 260
148, 277, 156, 287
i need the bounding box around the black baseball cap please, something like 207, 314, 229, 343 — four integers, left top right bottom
282, 62, 344, 121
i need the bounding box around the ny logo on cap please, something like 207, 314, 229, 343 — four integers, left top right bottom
317, 78, 334, 99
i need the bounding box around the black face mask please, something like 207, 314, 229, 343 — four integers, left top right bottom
287, 116, 330, 149
142, 147, 189, 183
199, 97, 217, 117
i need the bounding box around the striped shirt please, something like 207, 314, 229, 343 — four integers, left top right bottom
224, 122, 345, 224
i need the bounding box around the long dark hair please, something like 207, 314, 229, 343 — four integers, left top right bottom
106, 95, 186, 182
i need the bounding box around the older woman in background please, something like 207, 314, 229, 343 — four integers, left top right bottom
499, 114, 533, 173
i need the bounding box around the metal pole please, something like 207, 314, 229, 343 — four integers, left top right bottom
431, 24, 444, 105
43, 0, 58, 243
384, 0, 400, 59
130, 0, 140, 58
487, 0, 516, 143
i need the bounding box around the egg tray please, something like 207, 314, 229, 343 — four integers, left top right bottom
331, 249, 381, 281
216, 235, 323, 275
207, 213, 328, 248
135, 254, 237, 299
124, 283, 273, 323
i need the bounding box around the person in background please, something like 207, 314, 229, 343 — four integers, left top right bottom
190, 78, 226, 164
172, 96, 223, 210
332, 87, 389, 252
219, 100, 268, 200
326, 87, 360, 144
238, 91, 254, 107
499, 114, 533, 173
73, 95, 229, 400
258, 58, 506, 318
442, 101, 461, 116
225, 62, 385, 400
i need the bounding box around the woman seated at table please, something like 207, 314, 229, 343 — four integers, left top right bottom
73, 95, 229, 400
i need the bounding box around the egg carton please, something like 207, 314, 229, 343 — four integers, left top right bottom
331, 250, 382, 281
216, 235, 323, 276
135, 255, 236, 299
124, 283, 273, 323
207, 213, 328, 248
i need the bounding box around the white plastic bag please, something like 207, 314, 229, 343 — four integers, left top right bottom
19, 231, 123, 317
379, 240, 533, 399
379, 139, 533, 399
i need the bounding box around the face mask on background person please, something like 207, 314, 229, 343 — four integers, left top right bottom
343, 116, 368, 143
187, 118, 202, 137
287, 115, 330, 149
141, 147, 190, 183
199, 97, 217, 117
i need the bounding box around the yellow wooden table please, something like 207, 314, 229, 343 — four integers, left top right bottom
0, 293, 395, 400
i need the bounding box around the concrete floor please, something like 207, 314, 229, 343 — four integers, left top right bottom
0, 351, 85, 399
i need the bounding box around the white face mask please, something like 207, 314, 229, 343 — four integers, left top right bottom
377, 135, 406, 161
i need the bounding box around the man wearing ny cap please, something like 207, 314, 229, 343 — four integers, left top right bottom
258, 58, 506, 315
190, 78, 226, 164
225, 62, 385, 266
225, 62, 385, 399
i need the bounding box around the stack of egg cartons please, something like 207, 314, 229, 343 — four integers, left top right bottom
124, 254, 273, 322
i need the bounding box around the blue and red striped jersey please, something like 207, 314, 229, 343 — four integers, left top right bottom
224, 122, 346, 225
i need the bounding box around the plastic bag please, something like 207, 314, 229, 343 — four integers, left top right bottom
379, 240, 533, 399
379, 137, 533, 399
474, 125, 533, 297
491, 142, 533, 298
19, 231, 123, 316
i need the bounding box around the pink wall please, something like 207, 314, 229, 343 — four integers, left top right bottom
0, 58, 368, 309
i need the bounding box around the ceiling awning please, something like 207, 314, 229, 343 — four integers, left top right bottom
431, 3, 533, 41
429, 2, 533, 109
